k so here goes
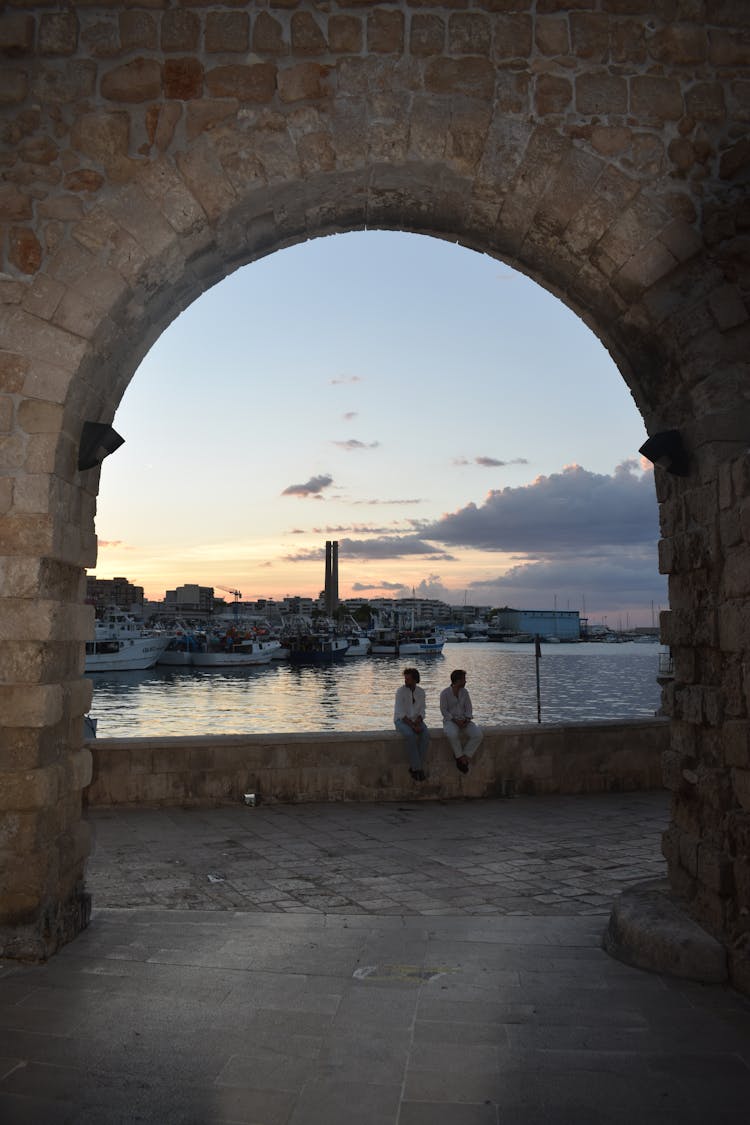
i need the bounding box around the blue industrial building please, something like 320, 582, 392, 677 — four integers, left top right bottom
491, 608, 581, 640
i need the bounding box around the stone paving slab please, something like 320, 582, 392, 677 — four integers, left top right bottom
84, 792, 670, 917
1, 793, 749, 1123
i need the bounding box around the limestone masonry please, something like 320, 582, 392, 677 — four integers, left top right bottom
0, 2, 749, 993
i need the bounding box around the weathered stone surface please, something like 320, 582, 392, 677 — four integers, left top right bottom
83, 719, 668, 809
535, 74, 572, 115
425, 57, 495, 98
0, 0, 747, 995
0, 14, 35, 56
449, 13, 491, 56
631, 75, 684, 121
64, 169, 105, 193
164, 57, 203, 101
576, 71, 628, 115
604, 878, 728, 983
329, 14, 362, 55
70, 111, 129, 164
101, 58, 161, 103
0, 184, 32, 221
0, 68, 29, 105
278, 63, 331, 104
493, 14, 533, 60
569, 12, 609, 61
206, 11, 249, 55
206, 63, 276, 103
410, 13, 444, 56
367, 9, 404, 55
161, 9, 200, 54
535, 15, 569, 57
39, 13, 78, 57
252, 11, 287, 55
291, 11, 327, 56
119, 11, 157, 53
175, 139, 237, 224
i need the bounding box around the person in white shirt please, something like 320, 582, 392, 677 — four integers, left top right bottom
439, 669, 483, 774
394, 667, 430, 781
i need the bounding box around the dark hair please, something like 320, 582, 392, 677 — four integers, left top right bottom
450, 669, 466, 683
403, 667, 420, 683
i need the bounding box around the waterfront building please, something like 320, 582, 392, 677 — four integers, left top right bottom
86, 575, 144, 615
492, 608, 581, 640
164, 584, 215, 614
281, 595, 316, 617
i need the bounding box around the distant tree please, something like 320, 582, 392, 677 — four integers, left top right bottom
353, 603, 374, 626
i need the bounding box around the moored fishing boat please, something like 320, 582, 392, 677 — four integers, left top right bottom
286, 633, 350, 663
192, 636, 280, 667
85, 608, 172, 672
159, 628, 280, 668
369, 627, 446, 656
343, 633, 371, 656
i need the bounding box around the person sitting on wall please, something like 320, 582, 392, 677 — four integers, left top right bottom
394, 667, 430, 782
440, 669, 483, 774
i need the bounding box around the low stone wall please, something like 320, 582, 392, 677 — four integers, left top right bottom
84, 719, 668, 807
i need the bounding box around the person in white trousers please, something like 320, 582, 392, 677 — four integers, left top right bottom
439, 669, 483, 773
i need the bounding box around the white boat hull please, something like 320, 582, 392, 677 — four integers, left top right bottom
159, 639, 280, 668
370, 638, 445, 655
192, 648, 272, 667
85, 635, 171, 672
344, 637, 371, 656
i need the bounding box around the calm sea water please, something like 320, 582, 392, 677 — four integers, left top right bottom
88, 641, 665, 737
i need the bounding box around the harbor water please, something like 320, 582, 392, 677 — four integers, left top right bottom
88, 641, 666, 738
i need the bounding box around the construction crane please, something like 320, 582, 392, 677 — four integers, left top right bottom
217, 585, 242, 602
216, 585, 243, 620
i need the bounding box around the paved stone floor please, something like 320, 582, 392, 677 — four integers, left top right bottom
2, 792, 749, 1123
83, 792, 670, 918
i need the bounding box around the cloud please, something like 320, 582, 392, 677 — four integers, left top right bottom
332, 439, 380, 451
467, 549, 666, 615
303, 461, 665, 616
475, 456, 529, 468
453, 456, 530, 468
329, 375, 363, 385
414, 574, 454, 601
352, 580, 409, 593
342, 411, 358, 421
309, 523, 400, 535
284, 535, 457, 562
98, 539, 125, 548
424, 461, 658, 553
353, 498, 424, 506
281, 474, 334, 498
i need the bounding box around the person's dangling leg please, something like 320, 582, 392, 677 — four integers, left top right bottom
444, 720, 469, 772
443, 720, 463, 758
395, 719, 423, 773
417, 725, 430, 773
463, 722, 484, 760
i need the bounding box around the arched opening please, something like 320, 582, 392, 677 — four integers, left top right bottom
1, 3, 748, 1000
87, 229, 666, 737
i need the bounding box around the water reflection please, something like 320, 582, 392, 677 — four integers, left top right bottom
89, 642, 664, 738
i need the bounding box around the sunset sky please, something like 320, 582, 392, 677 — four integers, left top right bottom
93, 230, 666, 627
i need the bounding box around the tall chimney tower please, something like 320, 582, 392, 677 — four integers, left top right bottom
331, 540, 339, 612
324, 541, 333, 616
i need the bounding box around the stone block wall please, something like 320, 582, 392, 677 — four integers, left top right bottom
659, 446, 750, 995
84, 719, 668, 808
0, 2, 748, 986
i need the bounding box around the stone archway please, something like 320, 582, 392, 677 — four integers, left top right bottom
1, 3, 748, 987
